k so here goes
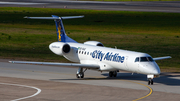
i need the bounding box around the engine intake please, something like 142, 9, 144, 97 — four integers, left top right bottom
63, 44, 71, 53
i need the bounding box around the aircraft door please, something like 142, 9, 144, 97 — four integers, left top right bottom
134, 57, 140, 72
124, 56, 129, 70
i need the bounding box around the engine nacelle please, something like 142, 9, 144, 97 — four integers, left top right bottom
84, 41, 104, 47
49, 42, 71, 55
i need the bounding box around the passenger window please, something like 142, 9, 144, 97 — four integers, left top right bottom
87, 52, 89, 55
135, 57, 139, 62
84, 52, 86, 55
82, 51, 83, 54
79, 51, 81, 54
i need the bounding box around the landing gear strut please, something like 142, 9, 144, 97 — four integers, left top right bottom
76, 68, 87, 78
109, 71, 117, 77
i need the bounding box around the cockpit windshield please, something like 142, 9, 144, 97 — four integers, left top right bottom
135, 57, 154, 62
140, 57, 148, 62
147, 57, 154, 61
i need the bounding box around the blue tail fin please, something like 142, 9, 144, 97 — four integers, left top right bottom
52, 15, 77, 43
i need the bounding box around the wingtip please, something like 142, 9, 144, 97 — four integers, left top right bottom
81, 15, 84, 17
9, 61, 15, 63
24, 16, 28, 19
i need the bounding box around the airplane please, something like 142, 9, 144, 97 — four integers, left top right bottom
9, 15, 171, 85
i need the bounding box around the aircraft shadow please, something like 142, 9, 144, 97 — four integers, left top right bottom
50, 72, 180, 86
102, 73, 180, 86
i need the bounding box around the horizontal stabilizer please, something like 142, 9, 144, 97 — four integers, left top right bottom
153, 56, 171, 61
24, 15, 84, 20
9, 61, 99, 69
61, 15, 84, 19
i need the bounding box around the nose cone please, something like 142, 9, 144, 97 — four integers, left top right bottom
139, 62, 161, 75
151, 66, 160, 75
148, 62, 161, 75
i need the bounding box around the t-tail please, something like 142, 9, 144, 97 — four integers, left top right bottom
24, 15, 84, 43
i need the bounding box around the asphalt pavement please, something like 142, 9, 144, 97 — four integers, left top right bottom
1, 0, 180, 13
0, 61, 180, 100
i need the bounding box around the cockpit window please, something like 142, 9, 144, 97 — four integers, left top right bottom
140, 57, 148, 62
148, 57, 154, 61
135, 57, 139, 62
140, 57, 154, 62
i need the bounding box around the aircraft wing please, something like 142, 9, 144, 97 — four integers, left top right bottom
153, 56, 171, 61
9, 61, 100, 69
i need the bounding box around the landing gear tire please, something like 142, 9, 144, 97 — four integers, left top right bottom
151, 80, 153, 85
148, 80, 150, 85
109, 71, 113, 77
113, 71, 117, 77
76, 68, 85, 79
76, 74, 80, 78
109, 71, 117, 77
148, 79, 153, 85
76, 72, 84, 78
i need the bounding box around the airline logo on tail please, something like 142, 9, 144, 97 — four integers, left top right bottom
57, 23, 61, 42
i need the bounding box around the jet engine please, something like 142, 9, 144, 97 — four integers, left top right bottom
84, 41, 104, 47
49, 42, 71, 55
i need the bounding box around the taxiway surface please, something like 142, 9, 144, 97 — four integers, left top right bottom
1, 0, 180, 13
0, 60, 180, 100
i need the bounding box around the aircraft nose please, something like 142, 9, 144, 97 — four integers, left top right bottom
151, 67, 160, 74
148, 62, 161, 75
140, 62, 161, 75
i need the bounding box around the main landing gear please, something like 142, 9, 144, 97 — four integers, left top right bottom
76, 68, 87, 78
109, 71, 117, 77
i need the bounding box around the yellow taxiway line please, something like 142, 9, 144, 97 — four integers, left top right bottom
125, 80, 153, 101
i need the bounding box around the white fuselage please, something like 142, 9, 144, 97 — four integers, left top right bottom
49, 42, 161, 75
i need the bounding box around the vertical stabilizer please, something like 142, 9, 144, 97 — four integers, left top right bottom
52, 15, 66, 42
24, 15, 84, 43
52, 15, 77, 43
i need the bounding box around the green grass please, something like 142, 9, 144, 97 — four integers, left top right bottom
0, 7, 180, 72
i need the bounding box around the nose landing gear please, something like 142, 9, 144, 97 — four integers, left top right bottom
147, 75, 154, 85
148, 79, 153, 85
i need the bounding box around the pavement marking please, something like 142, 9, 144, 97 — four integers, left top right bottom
0, 83, 41, 101
124, 80, 153, 101
83, 77, 153, 101
0, 67, 152, 100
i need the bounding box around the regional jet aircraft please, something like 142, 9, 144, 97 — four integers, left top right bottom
9, 15, 171, 85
